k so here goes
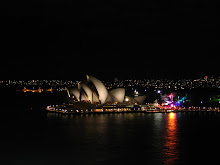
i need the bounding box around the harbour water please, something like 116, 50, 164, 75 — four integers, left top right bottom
1, 110, 220, 165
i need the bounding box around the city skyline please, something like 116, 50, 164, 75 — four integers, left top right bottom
3, 75, 220, 90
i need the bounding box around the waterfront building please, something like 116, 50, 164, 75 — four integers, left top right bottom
69, 75, 146, 105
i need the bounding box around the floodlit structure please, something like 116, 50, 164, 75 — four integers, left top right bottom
69, 75, 146, 105
125, 96, 147, 104
69, 75, 126, 104
88, 76, 109, 104
107, 88, 126, 103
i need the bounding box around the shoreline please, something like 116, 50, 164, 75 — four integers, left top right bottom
46, 108, 220, 115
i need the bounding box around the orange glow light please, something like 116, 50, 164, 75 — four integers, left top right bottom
163, 112, 179, 164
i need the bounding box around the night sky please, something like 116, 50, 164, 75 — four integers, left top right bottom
1, 0, 218, 80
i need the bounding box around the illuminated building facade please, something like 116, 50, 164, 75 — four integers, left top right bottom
69, 75, 146, 105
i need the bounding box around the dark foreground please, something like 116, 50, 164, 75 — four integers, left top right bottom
1, 108, 220, 165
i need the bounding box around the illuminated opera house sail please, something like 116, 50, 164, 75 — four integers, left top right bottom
69, 75, 146, 105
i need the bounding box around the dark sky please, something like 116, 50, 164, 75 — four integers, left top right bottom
1, 0, 218, 80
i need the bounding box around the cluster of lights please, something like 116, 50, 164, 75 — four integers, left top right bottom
2, 76, 220, 90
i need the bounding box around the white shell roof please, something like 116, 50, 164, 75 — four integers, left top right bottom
88, 75, 109, 104
134, 96, 147, 104
69, 75, 146, 105
109, 88, 125, 103
81, 83, 93, 102
70, 88, 80, 101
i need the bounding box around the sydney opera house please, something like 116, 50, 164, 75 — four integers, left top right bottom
69, 75, 146, 105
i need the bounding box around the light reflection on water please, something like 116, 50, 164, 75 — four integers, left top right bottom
46, 112, 181, 164
163, 113, 179, 164
3, 111, 220, 164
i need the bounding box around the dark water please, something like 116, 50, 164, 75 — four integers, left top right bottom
1, 111, 220, 165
